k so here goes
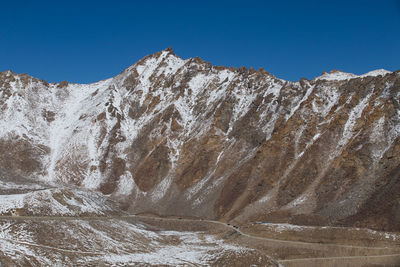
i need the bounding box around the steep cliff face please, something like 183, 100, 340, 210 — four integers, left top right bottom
0, 48, 399, 230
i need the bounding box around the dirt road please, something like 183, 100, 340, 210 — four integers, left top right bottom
1, 214, 399, 266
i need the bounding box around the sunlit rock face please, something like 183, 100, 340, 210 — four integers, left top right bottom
0, 48, 399, 230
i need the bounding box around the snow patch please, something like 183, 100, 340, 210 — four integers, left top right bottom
316, 71, 357, 81
316, 69, 391, 81
360, 69, 391, 78
115, 172, 135, 196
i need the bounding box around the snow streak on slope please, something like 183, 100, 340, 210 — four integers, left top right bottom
47, 80, 113, 182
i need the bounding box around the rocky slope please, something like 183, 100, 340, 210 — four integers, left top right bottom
0, 216, 273, 266
0, 48, 399, 231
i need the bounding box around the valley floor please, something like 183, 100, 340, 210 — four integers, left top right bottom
1, 213, 400, 266
0, 175, 399, 266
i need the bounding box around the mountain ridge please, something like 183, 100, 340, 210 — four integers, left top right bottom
0, 48, 399, 231
1, 47, 394, 84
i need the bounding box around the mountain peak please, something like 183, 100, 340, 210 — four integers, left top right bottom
360, 69, 391, 77
316, 68, 392, 81
163, 46, 175, 55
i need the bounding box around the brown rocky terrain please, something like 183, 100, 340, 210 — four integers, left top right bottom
0, 48, 399, 265
0, 48, 399, 230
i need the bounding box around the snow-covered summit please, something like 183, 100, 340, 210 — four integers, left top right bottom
316, 69, 392, 81
360, 69, 392, 78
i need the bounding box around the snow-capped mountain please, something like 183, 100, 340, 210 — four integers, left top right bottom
0, 48, 399, 231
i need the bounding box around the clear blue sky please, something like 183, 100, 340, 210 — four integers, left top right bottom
0, 0, 399, 83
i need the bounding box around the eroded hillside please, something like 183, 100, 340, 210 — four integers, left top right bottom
0, 48, 399, 231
